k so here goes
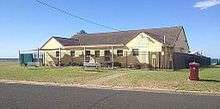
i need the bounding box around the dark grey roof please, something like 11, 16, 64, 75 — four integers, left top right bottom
54, 26, 184, 47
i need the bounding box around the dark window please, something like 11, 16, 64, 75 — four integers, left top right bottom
104, 50, 111, 56
104, 50, 111, 61
117, 50, 123, 56
95, 50, 100, 57
56, 51, 59, 57
132, 49, 139, 56
85, 50, 90, 56
70, 51, 75, 57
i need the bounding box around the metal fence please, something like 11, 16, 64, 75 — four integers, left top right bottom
173, 52, 211, 70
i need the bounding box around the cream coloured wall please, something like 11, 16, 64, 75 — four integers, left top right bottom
42, 38, 74, 59
126, 33, 163, 64
41, 38, 63, 49
41, 38, 65, 65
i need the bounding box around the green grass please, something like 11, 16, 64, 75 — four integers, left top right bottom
0, 62, 115, 84
101, 68, 220, 92
0, 62, 219, 92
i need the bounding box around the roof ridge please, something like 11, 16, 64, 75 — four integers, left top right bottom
52, 36, 73, 40
73, 26, 183, 36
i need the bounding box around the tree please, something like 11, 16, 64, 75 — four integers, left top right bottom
77, 30, 87, 35
71, 30, 88, 38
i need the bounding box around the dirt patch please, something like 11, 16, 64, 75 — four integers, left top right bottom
88, 73, 127, 84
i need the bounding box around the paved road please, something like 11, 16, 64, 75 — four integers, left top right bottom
0, 83, 219, 109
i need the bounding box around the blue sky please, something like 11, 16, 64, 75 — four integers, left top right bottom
0, 0, 220, 58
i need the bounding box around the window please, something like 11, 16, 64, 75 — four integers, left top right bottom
132, 49, 139, 56
104, 50, 111, 61
104, 50, 111, 56
117, 50, 123, 56
70, 51, 75, 57
95, 50, 100, 57
56, 51, 59, 57
85, 50, 90, 56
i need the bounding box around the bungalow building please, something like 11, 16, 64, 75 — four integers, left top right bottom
40, 26, 189, 68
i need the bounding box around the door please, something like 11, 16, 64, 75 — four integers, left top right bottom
151, 54, 157, 68
149, 52, 159, 68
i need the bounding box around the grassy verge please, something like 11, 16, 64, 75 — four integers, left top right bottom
0, 62, 219, 92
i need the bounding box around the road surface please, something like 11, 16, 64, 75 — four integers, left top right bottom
0, 83, 219, 109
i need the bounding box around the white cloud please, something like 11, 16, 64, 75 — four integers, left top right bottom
194, 0, 220, 10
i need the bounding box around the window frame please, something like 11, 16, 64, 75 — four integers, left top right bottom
132, 49, 139, 56
104, 50, 111, 56
70, 50, 75, 57
56, 51, 60, 57
95, 50, 100, 58
117, 50, 123, 56
85, 50, 90, 56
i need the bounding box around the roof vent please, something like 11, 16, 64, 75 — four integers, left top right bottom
163, 35, 166, 44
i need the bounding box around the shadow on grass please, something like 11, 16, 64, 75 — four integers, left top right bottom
199, 79, 220, 83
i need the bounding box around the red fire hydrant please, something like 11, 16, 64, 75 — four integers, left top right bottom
189, 62, 200, 81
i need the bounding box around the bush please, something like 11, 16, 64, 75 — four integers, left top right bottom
114, 62, 122, 67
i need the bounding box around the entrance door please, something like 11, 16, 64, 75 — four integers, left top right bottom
151, 54, 157, 68
149, 52, 160, 68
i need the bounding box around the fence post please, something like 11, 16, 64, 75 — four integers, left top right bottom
18, 50, 21, 65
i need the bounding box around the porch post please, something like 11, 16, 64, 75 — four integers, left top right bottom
58, 48, 61, 67
43, 52, 46, 66
125, 51, 128, 68
111, 46, 114, 69
37, 48, 40, 66
83, 46, 86, 64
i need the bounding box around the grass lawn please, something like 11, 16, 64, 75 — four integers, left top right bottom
0, 62, 116, 84
101, 68, 220, 92
0, 62, 219, 92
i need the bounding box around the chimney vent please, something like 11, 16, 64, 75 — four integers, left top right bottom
163, 35, 166, 44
